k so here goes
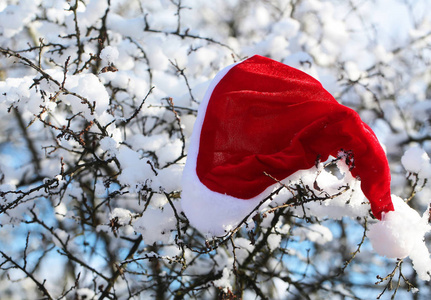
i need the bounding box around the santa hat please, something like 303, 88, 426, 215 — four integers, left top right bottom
181, 55, 394, 236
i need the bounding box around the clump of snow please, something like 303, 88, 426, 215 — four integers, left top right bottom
94, 179, 107, 198
99, 136, 119, 158
272, 18, 300, 39
401, 146, 431, 177
154, 164, 183, 193
116, 146, 155, 192
66, 73, 110, 119
0, 76, 43, 118
133, 205, 175, 245
288, 163, 369, 220
54, 202, 68, 221
181, 114, 197, 137
213, 268, 232, 292
0, 77, 32, 105
293, 223, 333, 245
212, 248, 234, 273
100, 46, 119, 64
156, 139, 183, 166
109, 208, 132, 226
230, 237, 254, 264
127, 133, 169, 153
75, 288, 95, 300
368, 195, 431, 280
283, 51, 316, 75
150, 193, 168, 208
344, 61, 364, 82
373, 44, 393, 64
0, 1, 39, 38
267, 233, 282, 251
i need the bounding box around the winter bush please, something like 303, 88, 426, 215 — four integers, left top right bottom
0, 0, 431, 299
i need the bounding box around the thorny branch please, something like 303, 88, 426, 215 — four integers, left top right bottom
376, 259, 416, 299
0, 251, 54, 300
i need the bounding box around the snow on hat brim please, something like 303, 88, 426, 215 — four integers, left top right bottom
181, 61, 267, 236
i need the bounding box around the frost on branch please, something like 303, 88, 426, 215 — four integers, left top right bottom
1, 0, 431, 299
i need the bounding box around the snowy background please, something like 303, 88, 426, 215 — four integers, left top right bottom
0, 0, 431, 299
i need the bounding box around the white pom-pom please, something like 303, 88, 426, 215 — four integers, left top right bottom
368, 210, 413, 258
369, 196, 429, 258
368, 196, 431, 280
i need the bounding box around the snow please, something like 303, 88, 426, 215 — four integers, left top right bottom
99, 137, 119, 158
94, 179, 107, 198
155, 164, 183, 193
54, 202, 67, 221
156, 139, 183, 166
133, 205, 175, 245
75, 288, 95, 300
116, 146, 155, 192
213, 268, 232, 292
0, 76, 39, 116
283, 164, 369, 221
107, 13, 146, 38
100, 46, 119, 64
368, 196, 431, 280
0, 1, 39, 38
293, 223, 333, 245
149, 193, 168, 208
401, 146, 431, 176
231, 237, 254, 264
67, 73, 110, 119
109, 208, 133, 226
267, 233, 282, 251
127, 133, 169, 153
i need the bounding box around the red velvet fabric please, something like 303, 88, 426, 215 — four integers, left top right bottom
196, 55, 394, 220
